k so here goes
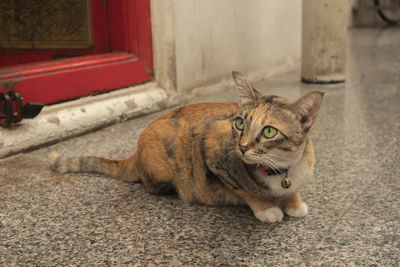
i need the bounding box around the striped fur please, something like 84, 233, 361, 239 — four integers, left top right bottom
49, 71, 323, 222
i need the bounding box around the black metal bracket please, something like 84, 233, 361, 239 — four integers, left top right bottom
0, 91, 43, 127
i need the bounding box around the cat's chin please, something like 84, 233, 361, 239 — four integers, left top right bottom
241, 162, 265, 175
241, 156, 270, 170
240, 154, 258, 165
241, 155, 290, 170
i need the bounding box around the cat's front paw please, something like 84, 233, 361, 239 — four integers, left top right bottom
254, 206, 284, 222
284, 202, 308, 217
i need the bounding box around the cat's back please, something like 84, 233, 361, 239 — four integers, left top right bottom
138, 102, 237, 148
137, 102, 237, 159
144, 102, 238, 133
162, 102, 238, 122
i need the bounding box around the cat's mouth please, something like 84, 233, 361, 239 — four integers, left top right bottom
240, 153, 289, 177
255, 164, 288, 177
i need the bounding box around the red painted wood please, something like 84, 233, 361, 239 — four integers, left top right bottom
0, 0, 153, 105
107, 1, 136, 54
0, 52, 151, 105
0, 52, 134, 77
107, 0, 153, 72
135, 0, 153, 72
0, 0, 110, 67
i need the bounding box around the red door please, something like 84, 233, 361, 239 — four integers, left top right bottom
0, 0, 153, 105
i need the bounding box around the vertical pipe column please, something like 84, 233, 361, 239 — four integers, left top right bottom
301, 0, 348, 84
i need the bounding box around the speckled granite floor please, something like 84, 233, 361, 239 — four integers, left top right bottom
1, 28, 400, 266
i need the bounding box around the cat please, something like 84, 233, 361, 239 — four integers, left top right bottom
49, 71, 323, 223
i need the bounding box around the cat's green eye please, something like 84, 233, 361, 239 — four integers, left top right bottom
235, 117, 245, 130
263, 126, 277, 138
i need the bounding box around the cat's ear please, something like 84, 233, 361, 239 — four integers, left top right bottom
290, 91, 324, 130
232, 71, 261, 106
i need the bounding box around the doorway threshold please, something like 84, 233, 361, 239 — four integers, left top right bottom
0, 82, 172, 159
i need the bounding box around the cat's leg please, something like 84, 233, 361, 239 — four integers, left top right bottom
140, 171, 175, 195
282, 191, 308, 217
136, 154, 176, 196
235, 191, 283, 222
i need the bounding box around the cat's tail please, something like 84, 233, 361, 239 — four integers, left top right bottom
48, 152, 140, 182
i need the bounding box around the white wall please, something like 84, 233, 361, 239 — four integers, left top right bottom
173, 0, 302, 91
151, 0, 302, 93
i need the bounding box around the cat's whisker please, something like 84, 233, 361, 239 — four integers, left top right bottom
266, 153, 293, 161
227, 149, 237, 156
268, 154, 291, 160
262, 157, 287, 180
263, 156, 281, 170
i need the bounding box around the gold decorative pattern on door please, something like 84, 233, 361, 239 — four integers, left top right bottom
0, 0, 93, 49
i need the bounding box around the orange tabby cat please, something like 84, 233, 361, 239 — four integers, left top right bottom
49, 71, 323, 222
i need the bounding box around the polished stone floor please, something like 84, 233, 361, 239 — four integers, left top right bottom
1, 28, 399, 266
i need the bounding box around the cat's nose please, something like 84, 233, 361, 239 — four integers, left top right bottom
239, 144, 249, 155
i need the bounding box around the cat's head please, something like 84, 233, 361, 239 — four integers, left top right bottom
231, 71, 323, 169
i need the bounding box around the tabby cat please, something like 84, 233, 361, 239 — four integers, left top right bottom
49, 71, 323, 223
